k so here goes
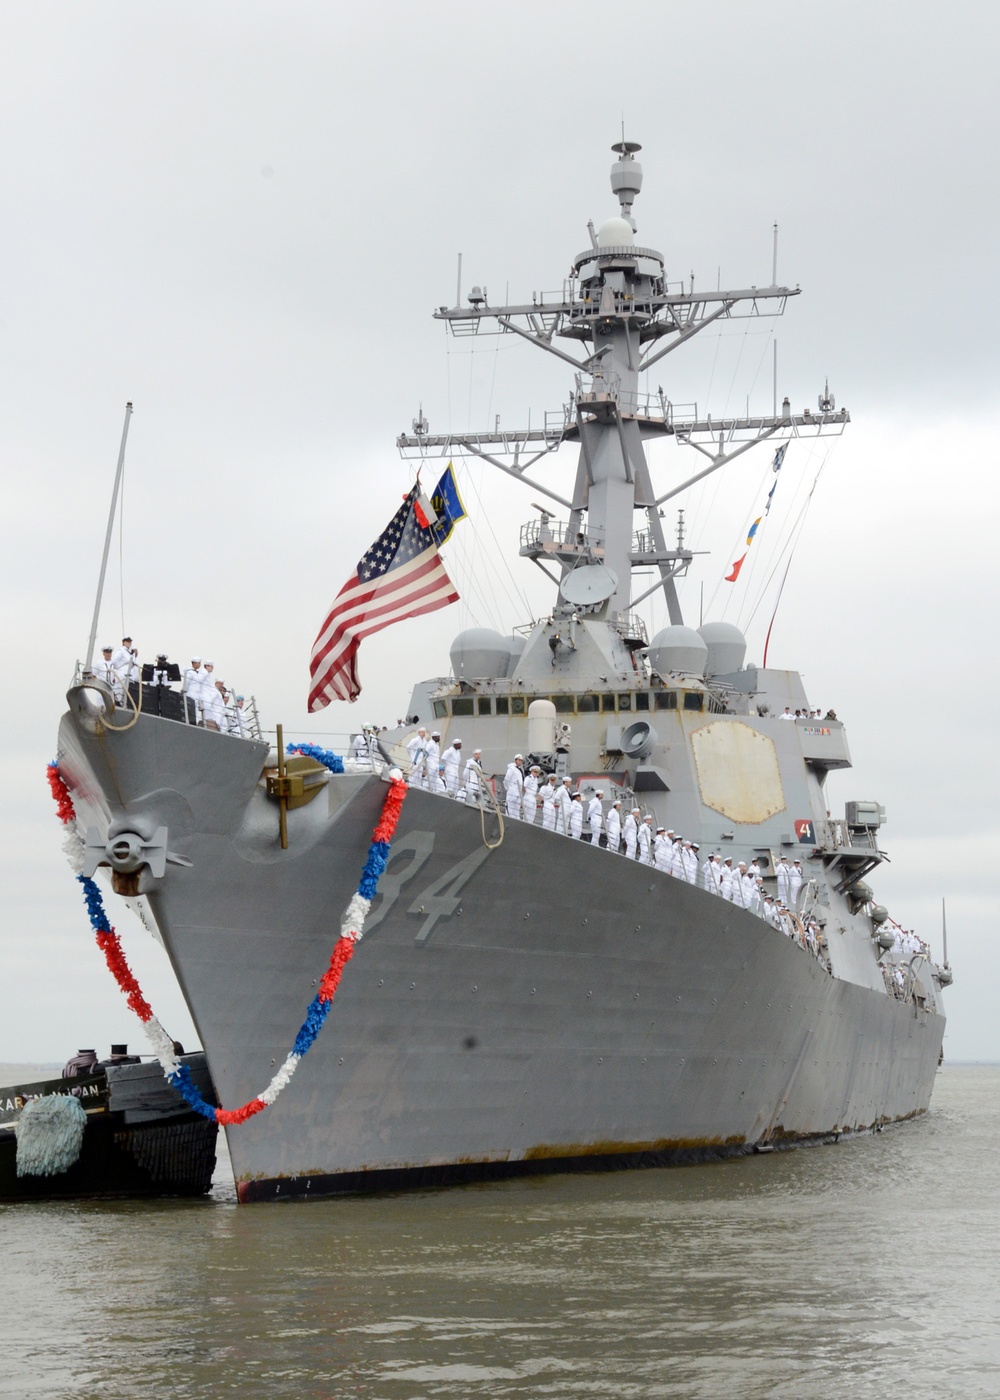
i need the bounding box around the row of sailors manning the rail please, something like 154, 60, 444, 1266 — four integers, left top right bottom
404, 733, 810, 899
91, 642, 252, 737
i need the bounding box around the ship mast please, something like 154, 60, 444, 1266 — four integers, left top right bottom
398, 143, 849, 626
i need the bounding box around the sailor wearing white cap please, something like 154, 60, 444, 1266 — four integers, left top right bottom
669, 837, 686, 880
554, 776, 574, 833
776, 856, 792, 903
587, 790, 604, 845
702, 853, 722, 894
681, 840, 698, 885
623, 808, 639, 860
522, 765, 541, 824
463, 749, 485, 805
424, 732, 444, 793
637, 814, 654, 866
788, 859, 804, 909
720, 856, 735, 901
567, 791, 584, 839
605, 799, 622, 854
539, 774, 557, 830
504, 755, 524, 820
405, 727, 429, 788
441, 739, 463, 795
653, 827, 671, 872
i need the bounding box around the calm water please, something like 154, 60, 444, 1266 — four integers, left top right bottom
2, 1064, 998, 1399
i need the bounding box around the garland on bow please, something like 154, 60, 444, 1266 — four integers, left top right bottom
285, 741, 344, 773
47, 758, 406, 1127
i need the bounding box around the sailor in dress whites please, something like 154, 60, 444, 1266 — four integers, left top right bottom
539, 775, 557, 830
202, 678, 227, 731
681, 840, 699, 885
670, 837, 686, 880
463, 749, 485, 806
653, 828, 672, 873
181, 655, 207, 718
111, 637, 138, 685
554, 776, 574, 834
705, 852, 724, 894
425, 732, 445, 793
776, 856, 792, 904
788, 859, 804, 909
441, 739, 463, 795
504, 755, 524, 819
406, 728, 429, 787
605, 799, 622, 853
719, 856, 735, 900
567, 792, 584, 839
623, 808, 639, 860
637, 815, 654, 866
587, 790, 604, 845
522, 765, 541, 824
94, 645, 125, 702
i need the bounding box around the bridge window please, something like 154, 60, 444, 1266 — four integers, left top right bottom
433, 700, 447, 719
635, 692, 650, 711
602, 694, 616, 712
655, 691, 677, 710
553, 695, 575, 713
477, 697, 492, 716
452, 698, 474, 717
683, 693, 704, 712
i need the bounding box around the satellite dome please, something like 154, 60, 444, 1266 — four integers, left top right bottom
596, 216, 634, 248
648, 625, 708, 677
450, 628, 510, 680
697, 621, 747, 676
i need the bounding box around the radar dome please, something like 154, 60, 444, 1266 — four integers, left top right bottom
450, 628, 510, 680
697, 621, 747, 676
648, 625, 708, 677
596, 216, 634, 248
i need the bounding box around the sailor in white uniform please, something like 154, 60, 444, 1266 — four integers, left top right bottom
567, 792, 584, 839
653, 827, 671, 872
554, 777, 574, 834
670, 837, 686, 880
441, 739, 463, 795
111, 637, 138, 684
681, 841, 699, 885
182, 656, 206, 717
776, 857, 792, 904
202, 678, 227, 731
426, 732, 444, 793
463, 749, 485, 805
623, 809, 639, 860
605, 800, 622, 854
720, 856, 735, 900
702, 853, 722, 894
539, 776, 557, 830
94, 645, 125, 701
522, 765, 541, 824
637, 815, 654, 866
788, 859, 804, 909
587, 790, 604, 845
504, 755, 524, 819
406, 728, 429, 787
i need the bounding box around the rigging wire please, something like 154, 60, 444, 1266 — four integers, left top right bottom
744, 449, 832, 661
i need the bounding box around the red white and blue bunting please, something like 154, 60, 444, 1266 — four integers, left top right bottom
46, 758, 406, 1127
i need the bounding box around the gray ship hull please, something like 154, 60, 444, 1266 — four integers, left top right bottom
57, 710, 943, 1202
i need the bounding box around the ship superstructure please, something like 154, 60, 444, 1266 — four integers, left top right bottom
56, 144, 949, 1202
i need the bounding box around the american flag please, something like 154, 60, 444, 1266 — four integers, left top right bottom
308, 486, 459, 711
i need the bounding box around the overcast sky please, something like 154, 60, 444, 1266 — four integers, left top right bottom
1, 1, 997, 1066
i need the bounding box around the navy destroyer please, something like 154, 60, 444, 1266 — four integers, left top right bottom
56, 143, 949, 1202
